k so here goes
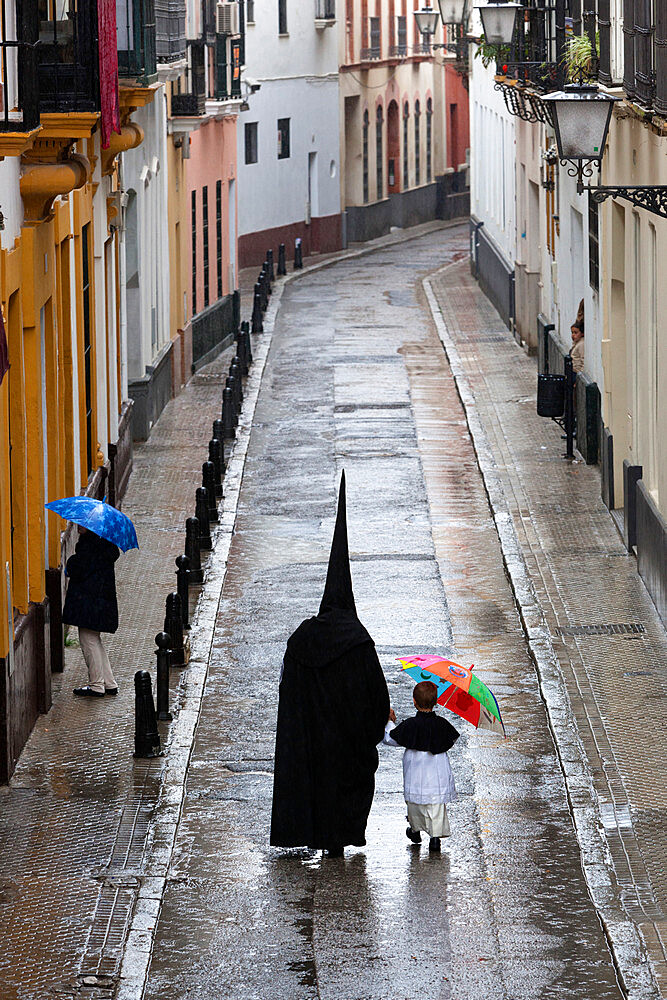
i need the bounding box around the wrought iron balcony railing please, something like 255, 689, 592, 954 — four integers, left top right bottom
117, 0, 157, 82
0, 0, 40, 132
360, 45, 381, 60
37, 0, 100, 113
155, 0, 186, 62
171, 38, 205, 115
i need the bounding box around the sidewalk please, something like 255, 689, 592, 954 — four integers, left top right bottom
429, 260, 667, 994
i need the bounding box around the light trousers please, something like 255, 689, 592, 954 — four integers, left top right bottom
78, 628, 117, 694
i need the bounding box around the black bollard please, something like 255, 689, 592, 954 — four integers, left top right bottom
294, 237, 303, 269
185, 517, 204, 584
202, 462, 219, 522
164, 592, 186, 667
264, 259, 272, 294
259, 269, 268, 310
231, 358, 244, 405
222, 387, 236, 439
195, 486, 213, 550
155, 632, 173, 721
134, 670, 161, 758
241, 320, 253, 366
251, 286, 263, 333
208, 439, 224, 497
226, 375, 239, 424
236, 329, 248, 377
278, 242, 287, 275
175, 554, 190, 628
212, 419, 227, 471
267, 248, 275, 282
232, 288, 241, 331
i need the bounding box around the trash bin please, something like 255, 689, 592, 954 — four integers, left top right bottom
537, 373, 565, 418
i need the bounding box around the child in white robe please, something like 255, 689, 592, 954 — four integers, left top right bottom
384, 680, 459, 853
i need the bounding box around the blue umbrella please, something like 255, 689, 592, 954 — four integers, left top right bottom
45, 497, 139, 552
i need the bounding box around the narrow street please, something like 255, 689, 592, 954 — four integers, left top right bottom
141, 225, 624, 999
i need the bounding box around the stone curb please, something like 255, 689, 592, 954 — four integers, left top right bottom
116, 220, 467, 1000
423, 274, 660, 1000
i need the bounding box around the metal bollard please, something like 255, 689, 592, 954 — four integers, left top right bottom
185, 516, 204, 584
195, 486, 213, 550
294, 237, 303, 269
251, 286, 263, 333
155, 632, 173, 722
264, 259, 272, 294
241, 320, 253, 366
231, 358, 244, 404
259, 269, 268, 310
226, 374, 239, 424
563, 354, 575, 460
208, 438, 224, 496
134, 670, 161, 758
267, 248, 275, 282
232, 288, 241, 331
202, 461, 219, 522
278, 242, 287, 275
212, 419, 227, 471
236, 329, 248, 377
222, 387, 236, 439
175, 554, 190, 628
164, 592, 186, 667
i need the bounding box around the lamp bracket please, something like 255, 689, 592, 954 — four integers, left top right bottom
586, 185, 667, 218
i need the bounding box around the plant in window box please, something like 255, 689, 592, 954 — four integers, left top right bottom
561, 33, 599, 83
474, 35, 510, 71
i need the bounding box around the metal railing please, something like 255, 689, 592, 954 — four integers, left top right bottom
155, 0, 186, 62
171, 38, 205, 115
37, 0, 99, 113
360, 45, 381, 60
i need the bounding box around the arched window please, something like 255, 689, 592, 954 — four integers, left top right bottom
426, 98, 433, 183
362, 109, 369, 203
414, 99, 421, 186
403, 101, 410, 190
376, 104, 384, 199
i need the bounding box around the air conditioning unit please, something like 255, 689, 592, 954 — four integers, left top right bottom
216, 1, 239, 35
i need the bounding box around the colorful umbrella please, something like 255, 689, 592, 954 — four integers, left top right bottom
45, 496, 139, 552
398, 654, 505, 736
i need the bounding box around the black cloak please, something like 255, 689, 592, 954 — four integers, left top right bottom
391, 712, 460, 755
270, 472, 390, 850
62, 531, 120, 634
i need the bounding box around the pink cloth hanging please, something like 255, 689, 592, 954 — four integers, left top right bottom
98, 0, 121, 149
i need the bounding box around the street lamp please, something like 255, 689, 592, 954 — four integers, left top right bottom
414, 4, 440, 40
542, 80, 667, 216
476, 0, 522, 46
437, 0, 468, 25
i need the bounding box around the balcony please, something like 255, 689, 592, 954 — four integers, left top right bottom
360, 46, 381, 61
37, 0, 100, 113
155, 0, 186, 62
171, 39, 206, 116
117, 0, 158, 83
314, 0, 335, 28
213, 33, 242, 100
0, 0, 40, 139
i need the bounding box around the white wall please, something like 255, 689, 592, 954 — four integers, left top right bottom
120, 86, 171, 380
0, 160, 23, 249
237, 0, 341, 235
469, 53, 516, 266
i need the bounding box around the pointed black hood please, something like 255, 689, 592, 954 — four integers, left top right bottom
286, 471, 373, 666
318, 471, 356, 615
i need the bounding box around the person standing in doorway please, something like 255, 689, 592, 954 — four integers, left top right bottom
570, 298, 585, 374
63, 525, 120, 698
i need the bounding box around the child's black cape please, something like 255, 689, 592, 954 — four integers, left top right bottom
391, 711, 459, 755
270, 473, 389, 850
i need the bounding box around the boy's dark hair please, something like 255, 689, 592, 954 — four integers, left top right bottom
413, 681, 438, 710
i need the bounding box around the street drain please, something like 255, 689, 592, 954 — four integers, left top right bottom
557, 624, 646, 637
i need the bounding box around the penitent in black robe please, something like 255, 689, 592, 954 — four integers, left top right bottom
270, 473, 390, 850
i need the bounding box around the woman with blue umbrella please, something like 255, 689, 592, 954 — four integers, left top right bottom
46, 497, 138, 699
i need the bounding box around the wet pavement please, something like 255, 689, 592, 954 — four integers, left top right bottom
1, 222, 664, 1000
142, 227, 626, 999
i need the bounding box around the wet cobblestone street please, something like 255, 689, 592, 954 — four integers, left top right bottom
0, 224, 664, 999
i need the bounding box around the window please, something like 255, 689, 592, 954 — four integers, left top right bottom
414, 99, 421, 186
588, 194, 599, 291
403, 101, 409, 189
278, 0, 287, 34
245, 122, 258, 164
370, 16, 380, 56
277, 117, 290, 159
191, 190, 197, 315
376, 104, 383, 199
203, 186, 209, 307
426, 98, 433, 183
216, 180, 223, 300
247, 0, 255, 21
397, 15, 407, 55
362, 109, 369, 203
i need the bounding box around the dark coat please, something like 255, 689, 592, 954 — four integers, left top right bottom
62, 531, 120, 634
270, 635, 390, 850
